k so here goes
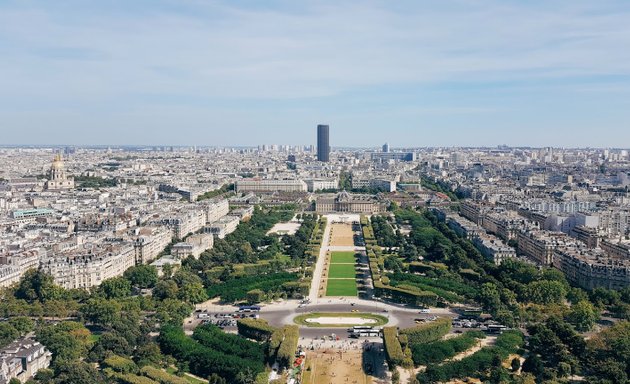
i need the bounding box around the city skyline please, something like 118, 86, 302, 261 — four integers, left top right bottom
2, 1, 630, 147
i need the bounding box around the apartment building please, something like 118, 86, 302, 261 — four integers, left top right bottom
235, 179, 307, 193
517, 229, 576, 265
40, 242, 136, 289
172, 233, 213, 259
205, 215, 240, 239
134, 226, 173, 264
201, 199, 230, 223
0, 338, 51, 384
553, 247, 630, 290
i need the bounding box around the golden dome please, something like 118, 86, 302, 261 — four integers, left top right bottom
51, 154, 64, 170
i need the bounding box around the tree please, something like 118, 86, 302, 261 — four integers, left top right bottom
173, 270, 208, 304
478, 282, 502, 313
15, 269, 64, 302
511, 357, 521, 372
53, 361, 105, 384
97, 277, 131, 299
586, 321, 630, 383
246, 289, 265, 304
0, 322, 19, 348
123, 265, 158, 289
8, 316, 34, 335
524, 280, 567, 305
36, 321, 92, 363
153, 280, 179, 300
156, 298, 193, 325
81, 298, 122, 326
134, 342, 162, 367
567, 300, 598, 332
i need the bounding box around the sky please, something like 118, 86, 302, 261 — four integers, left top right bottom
1, 0, 630, 148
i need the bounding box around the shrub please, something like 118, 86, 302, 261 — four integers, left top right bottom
410, 331, 484, 365
419, 331, 524, 383
276, 325, 299, 369
400, 317, 451, 345
383, 327, 405, 366
237, 318, 276, 341
140, 366, 189, 384
103, 355, 138, 374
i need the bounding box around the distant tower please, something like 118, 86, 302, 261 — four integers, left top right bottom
382, 142, 390, 153
317, 124, 330, 162
46, 154, 75, 190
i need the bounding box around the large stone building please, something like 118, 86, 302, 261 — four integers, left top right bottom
315, 191, 382, 214
45, 154, 74, 191
235, 179, 308, 193
40, 243, 136, 289
134, 226, 173, 264
0, 338, 51, 384
553, 247, 630, 290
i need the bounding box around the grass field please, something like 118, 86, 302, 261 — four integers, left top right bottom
325, 279, 358, 296
294, 312, 389, 327
330, 251, 356, 263
328, 263, 357, 279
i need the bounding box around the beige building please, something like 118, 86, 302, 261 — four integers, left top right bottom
134, 226, 173, 264
0, 338, 51, 384
40, 243, 136, 289
172, 233, 213, 259
553, 247, 630, 290
315, 191, 382, 214
201, 199, 230, 223
205, 215, 240, 239
236, 179, 307, 193
516, 229, 576, 265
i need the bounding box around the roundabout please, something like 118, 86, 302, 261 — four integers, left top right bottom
294, 312, 389, 328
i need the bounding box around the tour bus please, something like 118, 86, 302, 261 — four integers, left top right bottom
485, 324, 509, 334
352, 325, 373, 331
350, 329, 381, 338
238, 305, 261, 312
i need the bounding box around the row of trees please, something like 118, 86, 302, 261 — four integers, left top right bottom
391, 207, 630, 382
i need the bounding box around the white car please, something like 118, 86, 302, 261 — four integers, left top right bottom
419, 309, 430, 313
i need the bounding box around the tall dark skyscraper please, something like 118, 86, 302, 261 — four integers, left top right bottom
317, 124, 330, 162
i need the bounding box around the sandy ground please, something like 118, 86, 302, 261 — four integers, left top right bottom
305, 317, 378, 325
329, 223, 356, 247
303, 349, 372, 384
266, 218, 302, 236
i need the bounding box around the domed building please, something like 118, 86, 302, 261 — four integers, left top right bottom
45, 154, 75, 190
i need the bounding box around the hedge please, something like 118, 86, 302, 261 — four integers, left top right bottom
237, 318, 277, 341
103, 355, 138, 374
275, 325, 299, 369
411, 331, 485, 365
110, 372, 158, 384
383, 327, 405, 366
140, 367, 189, 384
193, 324, 264, 362
400, 317, 451, 345
419, 331, 524, 383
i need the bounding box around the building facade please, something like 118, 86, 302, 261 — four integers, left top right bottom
317, 124, 330, 162
315, 191, 382, 214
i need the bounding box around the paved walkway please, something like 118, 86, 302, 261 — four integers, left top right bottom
308, 216, 332, 303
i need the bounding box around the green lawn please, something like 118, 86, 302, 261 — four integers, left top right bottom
294, 312, 388, 327
330, 251, 357, 263
326, 279, 358, 296
328, 263, 357, 278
